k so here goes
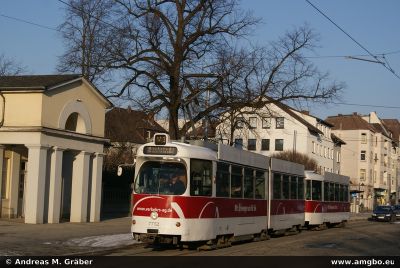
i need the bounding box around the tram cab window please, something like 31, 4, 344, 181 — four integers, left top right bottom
231, 165, 243, 198
298, 177, 304, 200
255, 171, 266, 199
282, 175, 290, 199
273, 173, 282, 199
190, 159, 212, 196
244, 168, 255, 198
305, 180, 311, 200
324, 182, 330, 202
135, 161, 187, 195
312, 180, 322, 201
290, 176, 297, 199
216, 162, 230, 197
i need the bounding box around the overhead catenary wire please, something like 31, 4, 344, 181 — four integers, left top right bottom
305, 0, 400, 81
0, 13, 60, 32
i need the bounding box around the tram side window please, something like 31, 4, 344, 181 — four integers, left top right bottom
273, 173, 282, 199
282, 175, 290, 199
231, 165, 243, 198
324, 182, 330, 202
305, 180, 311, 200
344, 185, 349, 202
298, 177, 304, 199
339, 184, 344, 202
190, 159, 212, 196
290, 176, 297, 199
216, 162, 230, 197
312, 180, 322, 201
255, 171, 266, 199
244, 168, 255, 198
334, 183, 340, 201
330, 182, 335, 201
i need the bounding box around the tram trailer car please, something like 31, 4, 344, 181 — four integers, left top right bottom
304, 171, 350, 229
269, 158, 305, 235
131, 133, 273, 246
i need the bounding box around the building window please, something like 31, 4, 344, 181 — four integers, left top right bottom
361, 150, 366, 161
312, 141, 316, 154
249, 117, 257, 129
248, 139, 256, 151
234, 138, 243, 149
276, 117, 284, 129
262, 117, 271, 129
261, 139, 270, 151
360, 169, 366, 181
275, 139, 284, 151
361, 133, 367, 144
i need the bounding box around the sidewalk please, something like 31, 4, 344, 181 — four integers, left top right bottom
0, 213, 371, 256
0, 217, 133, 256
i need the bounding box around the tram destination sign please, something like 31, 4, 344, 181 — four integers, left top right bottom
143, 146, 177, 155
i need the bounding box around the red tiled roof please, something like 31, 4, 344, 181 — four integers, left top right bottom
105, 107, 166, 144
325, 114, 376, 132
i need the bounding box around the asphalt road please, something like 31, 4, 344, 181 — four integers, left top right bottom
106, 220, 400, 256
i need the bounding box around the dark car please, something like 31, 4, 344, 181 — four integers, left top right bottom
393, 205, 400, 220
371, 206, 395, 222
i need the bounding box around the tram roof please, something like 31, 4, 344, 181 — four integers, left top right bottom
305, 171, 350, 184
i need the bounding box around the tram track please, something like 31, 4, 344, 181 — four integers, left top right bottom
103, 221, 398, 256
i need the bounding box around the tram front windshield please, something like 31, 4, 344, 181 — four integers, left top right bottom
134, 161, 187, 195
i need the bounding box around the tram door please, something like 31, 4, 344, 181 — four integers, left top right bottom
17, 161, 27, 218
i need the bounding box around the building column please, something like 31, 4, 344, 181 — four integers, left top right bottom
70, 151, 91, 223
25, 145, 49, 224
90, 153, 104, 222
47, 147, 64, 224
9, 150, 20, 218
0, 145, 4, 217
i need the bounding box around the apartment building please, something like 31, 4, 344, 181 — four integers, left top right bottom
326, 112, 399, 209
216, 101, 344, 174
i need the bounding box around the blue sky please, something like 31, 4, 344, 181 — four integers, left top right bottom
1, 0, 399, 120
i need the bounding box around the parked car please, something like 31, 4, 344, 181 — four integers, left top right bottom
393, 205, 400, 220
371, 206, 395, 222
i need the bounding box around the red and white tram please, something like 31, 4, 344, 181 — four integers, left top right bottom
304, 171, 350, 229
130, 133, 349, 247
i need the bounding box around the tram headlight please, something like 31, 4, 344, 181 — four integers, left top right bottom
385, 214, 391, 217
176, 222, 181, 227
372, 213, 376, 216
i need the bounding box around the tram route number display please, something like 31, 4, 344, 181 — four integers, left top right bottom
143, 146, 178, 155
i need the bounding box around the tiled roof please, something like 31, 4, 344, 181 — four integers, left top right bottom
382, 119, 400, 143
325, 114, 376, 132
0, 74, 81, 89
105, 107, 166, 144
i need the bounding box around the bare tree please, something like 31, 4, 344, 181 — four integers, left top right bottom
58, 1, 343, 140
106, 0, 260, 139
57, 0, 116, 85
271, 150, 318, 171
0, 54, 26, 76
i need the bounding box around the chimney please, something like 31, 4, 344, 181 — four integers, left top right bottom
301, 110, 310, 115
